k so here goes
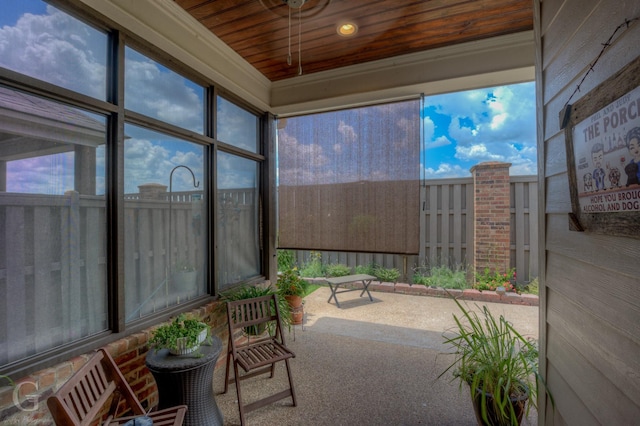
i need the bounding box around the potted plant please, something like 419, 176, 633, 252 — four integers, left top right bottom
172, 259, 198, 298
149, 314, 209, 355
219, 284, 290, 334
440, 298, 550, 425
276, 268, 308, 325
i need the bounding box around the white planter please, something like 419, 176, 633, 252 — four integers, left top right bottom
169, 324, 208, 355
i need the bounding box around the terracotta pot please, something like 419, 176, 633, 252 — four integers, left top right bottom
285, 295, 304, 324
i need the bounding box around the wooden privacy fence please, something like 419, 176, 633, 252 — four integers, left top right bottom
0, 186, 263, 364
287, 175, 539, 284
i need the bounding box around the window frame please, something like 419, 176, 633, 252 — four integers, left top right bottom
0, 1, 270, 378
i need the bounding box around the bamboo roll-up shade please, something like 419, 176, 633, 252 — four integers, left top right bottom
277, 100, 420, 254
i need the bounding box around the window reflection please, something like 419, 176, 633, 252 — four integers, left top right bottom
125, 47, 204, 134
217, 152, 260, 287
0, 0, 108, 100
124, 124, 206, 321
217, 96, 259, 153
0, 86, 107, 365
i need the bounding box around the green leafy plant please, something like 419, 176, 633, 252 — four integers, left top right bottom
474, 267, 517, 292
325, 263, 351, 277
277, 249, 296, 272
276, 268, 309, 297
522, 277, 539, 295
220, 284, 276, 301
0, 375, 14, 388
374, 266, 400, 283
299, 251, 325, 278
413, 264, 469, 289
149, 314, 209, 354
219, 284, 291, 332
440, 298, 550, 425
355, 263, 376, 275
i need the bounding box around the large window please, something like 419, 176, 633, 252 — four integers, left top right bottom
0, 87, 108, 366
124, 125, 206, 322
125, 47, 204, 133
217, 152, 260, 287
0, 1, 266, 374
216, 95, 263, 288
217, 96, 259, 153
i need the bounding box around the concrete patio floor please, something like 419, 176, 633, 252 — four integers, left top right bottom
212, 286, 540, 426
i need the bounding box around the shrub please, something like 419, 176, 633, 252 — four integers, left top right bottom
326, 263, 351, 277
413, 264, 469, 289
374, 266, 400, 283
474, 267, 517, 292
277, 249, 296, 272
412, 272, 431, 286
299, 251, 325, 278
522, 277, 539, 295
355, 263, 376, 275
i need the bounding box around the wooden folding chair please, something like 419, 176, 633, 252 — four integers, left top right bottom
47, 348, 187, 426
223, 293, 297, 425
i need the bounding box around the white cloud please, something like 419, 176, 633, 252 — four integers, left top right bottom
7, 152, 75, 194
423, 115, 435, 139
124, 138, 173, 193
456, 143, 504, 162
217, 152, 256, 189
427, 135, 452, 149
0, 5, 107, 99
426, 82, 537, 176
277, 131, 336, 184
124, 51, 203, 133
424, 163, 470, 179
337, 120, 357, 144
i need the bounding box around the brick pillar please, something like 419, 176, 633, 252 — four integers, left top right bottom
138, 183, 167, 200
470, 161, 511, 276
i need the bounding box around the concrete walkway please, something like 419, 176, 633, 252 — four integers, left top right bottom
213, 286, 540, 426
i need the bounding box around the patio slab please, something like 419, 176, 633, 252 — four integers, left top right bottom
212, 287, 539, 426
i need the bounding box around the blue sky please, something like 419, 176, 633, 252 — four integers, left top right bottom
2, 0, 46, 26
422, 82, 537, 178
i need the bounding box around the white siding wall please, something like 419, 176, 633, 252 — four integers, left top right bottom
536, 1, 640, 424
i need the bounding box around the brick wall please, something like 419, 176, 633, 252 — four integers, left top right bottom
0, 300, 228, 425
471, 161, 512, 275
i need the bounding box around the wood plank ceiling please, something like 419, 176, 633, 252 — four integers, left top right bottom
174, 0, 533, 82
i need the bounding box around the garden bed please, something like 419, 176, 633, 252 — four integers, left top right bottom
305, 278, 539, 306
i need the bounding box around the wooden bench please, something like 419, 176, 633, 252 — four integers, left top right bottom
47, 348, 187, 426
324, 274, 376, 308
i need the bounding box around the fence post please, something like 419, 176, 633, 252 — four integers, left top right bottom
470, 162, 511, 277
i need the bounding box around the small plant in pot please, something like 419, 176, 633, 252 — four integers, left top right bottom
276, 268, 308, 325
440, 298, 551, 425
149, 314, 209, 355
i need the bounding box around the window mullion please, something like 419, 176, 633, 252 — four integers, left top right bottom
107, 30, 126, 332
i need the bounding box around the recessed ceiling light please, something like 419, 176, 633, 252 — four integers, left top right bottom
337, 23, 358, 37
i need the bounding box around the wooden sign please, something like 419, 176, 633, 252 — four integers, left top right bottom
562, 55, 640, 237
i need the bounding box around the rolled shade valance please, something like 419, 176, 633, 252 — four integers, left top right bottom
277, 99, 420, 254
